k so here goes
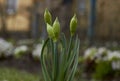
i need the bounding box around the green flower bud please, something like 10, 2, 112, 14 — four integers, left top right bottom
44, 8, 52, 25
53, 17, 60, 40
47, 23, 54, 38
47, 24, 57, 42
70, 14, 77, 36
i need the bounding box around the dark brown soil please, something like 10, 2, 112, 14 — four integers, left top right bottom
0, 54, 41, 75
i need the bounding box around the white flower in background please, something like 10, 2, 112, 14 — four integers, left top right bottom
32, 44, 43, 59
112, 61, 120, 70
97, 47, 107, 55
95, 47, 108, 61
84, 47, 120, 62
0, 38, 14, 57
84, 47, 97, 60
14, 45, 28, 56
107, 51, 120, 60
95, 47, 107, 57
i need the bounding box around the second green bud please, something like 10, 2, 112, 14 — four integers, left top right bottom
47, 18, 60, 42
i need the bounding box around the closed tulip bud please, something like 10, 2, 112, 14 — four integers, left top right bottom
53, 17, 60, 40
47, 23, 55, 39
44, 8, 52, 25
70, 14, 77, 36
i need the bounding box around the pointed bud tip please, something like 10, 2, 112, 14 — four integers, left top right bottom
55, 17, 59, 22
73, 14, 76, 17
54, 17, 60, 25
45, 8, 49, 12
47, 23, 49, 26
44, 8, 52, 25
73, 14, 77, 20
47, 23, 49, 27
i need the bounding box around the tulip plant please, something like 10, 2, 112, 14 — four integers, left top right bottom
41, 9, 80, 81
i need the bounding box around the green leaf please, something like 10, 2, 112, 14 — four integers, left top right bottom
57, 34, 67, 81
67, 37, 80, 81
40, 38, 52, 81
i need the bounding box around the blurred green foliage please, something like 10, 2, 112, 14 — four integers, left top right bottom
92, 61, 114, 80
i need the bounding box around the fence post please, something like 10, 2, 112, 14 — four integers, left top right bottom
0, 0, 7, 37
31, 1, 40, 39
88, 0, 96, 45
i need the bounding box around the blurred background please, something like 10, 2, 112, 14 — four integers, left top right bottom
0, 0, 120, 81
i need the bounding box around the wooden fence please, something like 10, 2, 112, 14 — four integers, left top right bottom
0, 0, 120, 40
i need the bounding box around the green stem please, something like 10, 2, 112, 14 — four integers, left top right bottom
53, 42, 58, 81
67, 36, 73, 60
50, 39, 54, 80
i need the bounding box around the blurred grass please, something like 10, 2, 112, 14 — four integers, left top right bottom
0, 67, 41, 81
